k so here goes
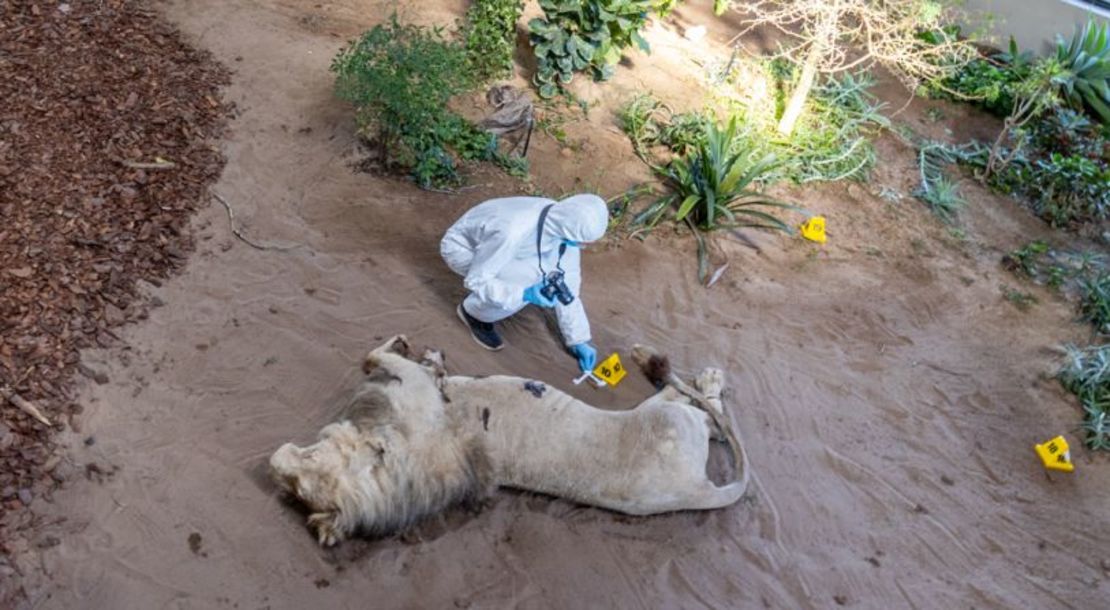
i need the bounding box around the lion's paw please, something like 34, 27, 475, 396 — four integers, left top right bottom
307, 511, 345, 547
363, 335, 412, 373
695, 368, 725, 401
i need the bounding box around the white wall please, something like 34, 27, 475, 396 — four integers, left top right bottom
963, 0, 1109, 53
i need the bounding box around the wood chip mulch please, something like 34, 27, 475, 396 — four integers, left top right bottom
0, 0, 231, 579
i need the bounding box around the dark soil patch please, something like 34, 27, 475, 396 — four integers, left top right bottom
0, 0, 230, 595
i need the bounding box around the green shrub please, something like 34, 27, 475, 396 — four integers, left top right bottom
462, 0, 524, 82
776, 71, 889, 183
618, 96, 710, 162
980, 109, 1110, 226
1056, 19, 1110, 125
1060, 344, 1110, 451
529, 0, 652, 98
1081, 274, 1110, 333
332, 17, 525, 189
623, 68, 887, 185
1002, 239, 1108, 293
923, 37, 1032, 117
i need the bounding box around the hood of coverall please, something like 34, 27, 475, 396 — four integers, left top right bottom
542, 194, 608, 245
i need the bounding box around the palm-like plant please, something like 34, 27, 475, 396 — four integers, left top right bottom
633, 117, 800, 281
1056, 19, 1110, 125
635, 117, 798, 232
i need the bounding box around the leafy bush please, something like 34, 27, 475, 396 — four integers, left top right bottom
618, 95, 709, 162
462, 0, 524, 82
1060, 344, 1110, 451
623, 67, 887, 185
923, 37, 1032, 117
1081, 274, 1110, 333
977, 108, 1110, 226
920, 23, 1110, 227
775, 71, 889, 182
1002, 239, 1106, 293
1056, 19, 1110, 125
332, 18, 525, 188
529, 0, 652, 98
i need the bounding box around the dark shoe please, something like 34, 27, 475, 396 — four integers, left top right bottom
457, 304, 504, 351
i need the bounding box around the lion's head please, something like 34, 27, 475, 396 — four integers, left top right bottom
269, 335, 489, 546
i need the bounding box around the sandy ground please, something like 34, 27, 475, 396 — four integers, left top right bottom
16, 0, 1110, 607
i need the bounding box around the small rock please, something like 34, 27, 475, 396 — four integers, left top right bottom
17, 489, 32, 506
84, 436, 95, 446
51, 460, 76, 483
78, 364, 109, 385
104, 303, 125, 325
7, 267, 33, 279
188, 532, 204, 555
560, 147, 573, 157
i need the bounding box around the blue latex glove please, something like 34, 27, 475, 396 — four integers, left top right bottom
523, 282, 557, 308
570, 343, 597, 373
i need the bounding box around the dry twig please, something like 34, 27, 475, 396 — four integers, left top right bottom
121, 159, 176, 170
211, 191, 302, 252
1, 385, 53, 427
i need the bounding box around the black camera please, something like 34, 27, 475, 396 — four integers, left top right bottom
540, 270, 575, 305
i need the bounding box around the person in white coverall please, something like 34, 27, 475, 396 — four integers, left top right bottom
440, 194, 607, 372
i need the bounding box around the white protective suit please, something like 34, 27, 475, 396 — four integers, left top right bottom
440, 194, 609, 347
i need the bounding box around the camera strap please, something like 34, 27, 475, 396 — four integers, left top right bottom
535, 204, 566, 276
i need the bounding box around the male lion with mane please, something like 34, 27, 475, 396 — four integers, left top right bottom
270, 336, 750, 546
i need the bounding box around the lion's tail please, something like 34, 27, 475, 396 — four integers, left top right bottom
716, 412, 751, 498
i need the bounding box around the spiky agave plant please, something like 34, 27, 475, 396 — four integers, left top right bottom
1080, 274, 1110, 333
915, 174, 964, 223
633, 117, 800, 281
1060, 344, 1110, 450
1056, 19, 1110, 125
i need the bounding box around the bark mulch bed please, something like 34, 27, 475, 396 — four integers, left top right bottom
0, 0, 231, 594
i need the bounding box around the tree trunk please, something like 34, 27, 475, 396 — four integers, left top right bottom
777, 43, 822, 137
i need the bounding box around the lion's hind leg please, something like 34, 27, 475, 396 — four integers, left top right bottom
693, 367, 729, 441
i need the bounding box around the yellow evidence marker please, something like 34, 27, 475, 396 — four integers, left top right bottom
593, 352, 627, 387
1034, 435, 1075, 473
800, 216, 827, 244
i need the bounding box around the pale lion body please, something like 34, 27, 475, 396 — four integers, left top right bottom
270, 337, 749, 546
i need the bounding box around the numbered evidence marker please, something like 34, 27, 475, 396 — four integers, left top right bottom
572, 352, 627, 388
1034, 435, 1075, 473
592, 352, 627, 387
800, 216, 827, 244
